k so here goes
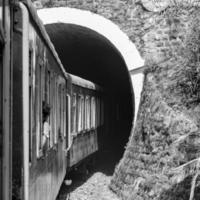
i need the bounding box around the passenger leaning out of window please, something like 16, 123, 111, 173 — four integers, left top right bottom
42, 101, 51, 156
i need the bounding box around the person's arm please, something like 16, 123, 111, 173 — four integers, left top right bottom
43, 122, 50, 138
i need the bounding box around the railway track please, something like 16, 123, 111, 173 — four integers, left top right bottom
57, 150, 121, 200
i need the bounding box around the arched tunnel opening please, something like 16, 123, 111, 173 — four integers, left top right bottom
45, 23, 134, 168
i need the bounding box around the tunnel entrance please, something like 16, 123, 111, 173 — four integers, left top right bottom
44, 23, 134, 158
37, 7, 145, 199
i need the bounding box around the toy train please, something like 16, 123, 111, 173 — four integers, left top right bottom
0, 1, 104, 200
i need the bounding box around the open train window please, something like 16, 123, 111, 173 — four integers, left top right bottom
37, 60, 51, 157
66, 94, 71, 148
91, 97, 96, 128
81, 96, 84, 131
36, 64, 43, 157
77, 95, 84, 133
43, 63, 51, 149
59, 84, 66, 139
51, 75, 57, 146
71, 93, 77, 134
55, 82, 61, 143
63, 88, 66, 137
49, 73, 54, 148
54, 78, 58, 144
85, 96, 91, 130
58, 84, 62, 137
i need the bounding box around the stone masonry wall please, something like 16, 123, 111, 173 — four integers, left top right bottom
35, 0, 200, 199
110, 3, 200, 200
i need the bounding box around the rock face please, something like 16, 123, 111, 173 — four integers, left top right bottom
35, 0, 200, 199
110, 3, 200, 200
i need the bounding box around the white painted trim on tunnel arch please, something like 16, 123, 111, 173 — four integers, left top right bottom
37, 7, 145, 127
37, 7, 144, 71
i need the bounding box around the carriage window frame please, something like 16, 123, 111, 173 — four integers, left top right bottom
91, 97, 96, 129
59, 84, 62, 136
77, 95, 84, 133
58, 84, 64, 138
37, 63, 43, 158
66, 94, 71, 149
29, 47, 33, 163
85, 96, 91, 130
37, 54, 52, 158
43, 58, 51, 149
81, 96, 84, 131
54, 78, 58, 144
49, 72, 54, 148
63, 87, 66, 137
71, 93, 77, 134
56, 82, 62, 143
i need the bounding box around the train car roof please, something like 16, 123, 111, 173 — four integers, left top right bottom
69, 74, 101, 90
21, 0, 70, 79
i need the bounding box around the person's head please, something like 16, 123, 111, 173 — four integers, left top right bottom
42, 101, 50, 122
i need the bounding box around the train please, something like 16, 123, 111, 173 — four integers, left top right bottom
0, 0, 104, 200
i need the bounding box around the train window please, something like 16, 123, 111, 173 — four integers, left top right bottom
66, 94, 71, 148
59, 85, 63, 137
84, 97, 87, 130
63, 88, 65, 136
77, 95, 84, 132
49, 74, 54, 148
40, 65, 44, 150
81, 97, 84, 130
91, 97, 96, 128
57, 83, 62, 140
36, 59, 52, 157
29, 49, 33, 163
59, 84, 65, 138
36, 64, 43, 157
77, 95, 81, 132
85, 96, 91, 130
44, 65, 50, 149
71, 93, 77, 134
58, 86, 61, 137
63, 88, 66, 137
54, 79, 58, 144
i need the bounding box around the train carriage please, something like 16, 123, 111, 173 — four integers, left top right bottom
5, 1, 105, 200
12, 2, 68, 200
67, 75, 102, 168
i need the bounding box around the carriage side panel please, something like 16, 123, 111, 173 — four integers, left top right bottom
68, 83, 99, 168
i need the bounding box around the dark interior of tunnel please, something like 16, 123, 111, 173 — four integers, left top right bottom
45, 23, 134, 160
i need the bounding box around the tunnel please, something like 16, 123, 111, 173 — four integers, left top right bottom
44, 23, 134, 156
